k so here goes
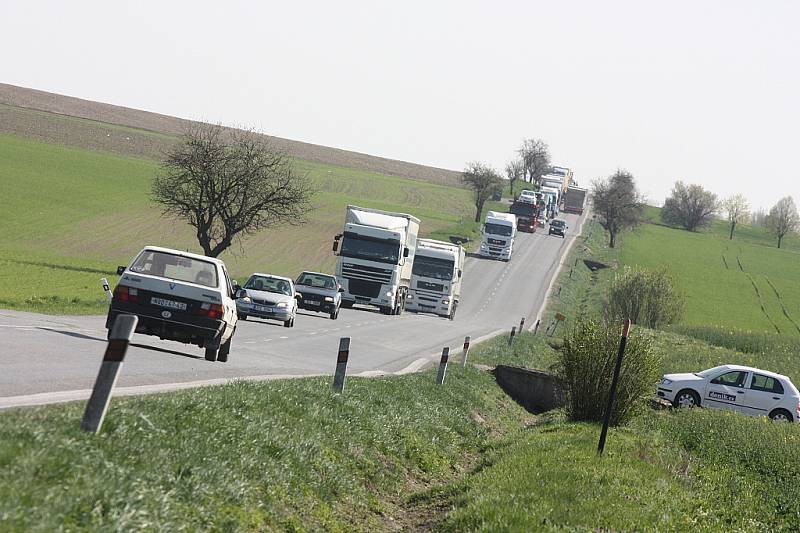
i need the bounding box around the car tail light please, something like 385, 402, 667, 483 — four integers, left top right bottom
113, 285, 139, 303
197, 302, 224, 319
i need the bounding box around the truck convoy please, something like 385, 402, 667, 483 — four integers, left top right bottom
479, 211, 517, 261
562, 186, 588, 214
333, 205, 420, 315
510, 199, 540, 232
406, 239, 465, 319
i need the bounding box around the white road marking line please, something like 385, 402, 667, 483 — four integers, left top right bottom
263, 338, 273, 342
279, 336, 289, 339
244, 341, 256, 344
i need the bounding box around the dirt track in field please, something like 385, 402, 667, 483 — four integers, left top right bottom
0, 83, 463, 187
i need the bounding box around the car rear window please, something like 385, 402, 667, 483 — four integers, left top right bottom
296, 273, 336, 289
129, 250, 218, 288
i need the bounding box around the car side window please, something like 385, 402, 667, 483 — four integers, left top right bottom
750, 374, 784, 394
220, 265, 234, 298
711, 371, 747, 388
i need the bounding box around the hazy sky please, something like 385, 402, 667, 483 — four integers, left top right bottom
2, 1, 798, 210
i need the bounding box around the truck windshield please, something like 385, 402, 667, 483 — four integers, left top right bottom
485, 223, 513, 236
340, 234, 400, 264
412, 255, 454, 281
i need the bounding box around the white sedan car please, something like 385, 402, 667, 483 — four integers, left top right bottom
657, 364, 800, 422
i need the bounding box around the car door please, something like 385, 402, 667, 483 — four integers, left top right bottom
703, 370, 749, 413
742, 373, 785, 417
220, 264, 238, 336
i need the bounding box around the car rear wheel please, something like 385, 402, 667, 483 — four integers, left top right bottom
217, 334, 232, 363
769, 409, 793, 422
673, 389, 700, 408
284, 318, 294, 328
205, 344, 219, 362
330, 309, 339, 320
239, 314, 248, 321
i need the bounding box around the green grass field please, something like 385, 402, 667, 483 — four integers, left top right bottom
0, 134, 484, 314
620, 209, 800, 336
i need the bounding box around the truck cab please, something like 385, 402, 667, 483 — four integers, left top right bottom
479, 211, 517, 261
406, 239, 465, 319
333, 205, 420, 315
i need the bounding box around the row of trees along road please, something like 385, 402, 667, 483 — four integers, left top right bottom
152, 123, 313, 258
659, 180, 799, 248
463, 138, 552, 220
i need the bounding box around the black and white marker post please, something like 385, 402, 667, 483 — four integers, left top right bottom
100, 277, 113, 302
508, 325, 517, 346
436, 347, 449, 385
597, 318, 632, 456
81, 314, 137, 433
519, 317, 525, 333
332, 337, 351, 393
461, 336, 471, 368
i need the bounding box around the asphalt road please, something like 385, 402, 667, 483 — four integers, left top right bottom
0, 212, 584, 408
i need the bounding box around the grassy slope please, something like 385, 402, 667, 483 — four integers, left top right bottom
0, 134, 484, 314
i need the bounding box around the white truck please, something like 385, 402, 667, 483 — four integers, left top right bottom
406, 239, 465, 320
541, 186, 561, 215
479, 211, 517, 261
333, 205, 420, 315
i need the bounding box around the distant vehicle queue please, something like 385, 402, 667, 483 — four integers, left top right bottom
106, 174, 583, 364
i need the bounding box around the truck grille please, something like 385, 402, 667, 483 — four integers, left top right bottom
417, 281, 444, 292
488, 238, 505, 245
341, 263, 392, 284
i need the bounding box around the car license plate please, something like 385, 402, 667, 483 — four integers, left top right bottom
254, 304, 272, 313
151, 297, 187, 310
306, 301, 320, 306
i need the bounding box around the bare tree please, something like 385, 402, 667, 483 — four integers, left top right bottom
152, 123, 313, 257
462, 161, 503, 222
505, 159, 524, 197
517, 138, 551, 184
723, 194, 750, 240
661, 181, 719, 231
766, 196, 799, 249
592, 169, 645, 248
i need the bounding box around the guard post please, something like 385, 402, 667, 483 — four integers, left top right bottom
436, 347, 449, 385
81, 314, 137, 433
100, 277, 113, 302
461, 336, 471, 368
508, 326, 516, 346
333, 337, 351, 393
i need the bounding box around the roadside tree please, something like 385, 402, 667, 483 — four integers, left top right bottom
660, 181, 719, 231
723, 194, 750, 240
462, 162, 503, 222
505, 159, 524, 197
766, 196, 800, 249
517, 138, 551, 184
153, 123, 313, 258
591, 170, 644, 248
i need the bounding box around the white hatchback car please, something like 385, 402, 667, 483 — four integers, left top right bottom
657, 364, 800, 422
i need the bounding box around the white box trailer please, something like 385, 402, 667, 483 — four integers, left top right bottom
333, 205, 420, 315
406, 239, 465, 320
479, 211, 517, 261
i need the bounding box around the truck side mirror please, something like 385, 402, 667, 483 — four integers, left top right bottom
332, 234, 342, 253
116, 266, 126, 275
403, 247, 410, 258
458, 269, 463, 278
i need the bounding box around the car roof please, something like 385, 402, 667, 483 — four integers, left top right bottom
298, 271, 335, 278
715, 364, 794, 383
250, 273, 293, 283
141, 245, 225, 266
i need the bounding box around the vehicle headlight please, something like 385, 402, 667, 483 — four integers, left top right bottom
441, 298, 450, 305
407, 294, 414, 300
324, 296, 334, 302
240, 297, 251, 303
276, 302, 288, 308
660, 378, 672, 385
386, 291, 393, 298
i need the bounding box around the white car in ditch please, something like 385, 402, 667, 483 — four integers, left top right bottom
657, 364, 800, 422
107, 246, 241, 362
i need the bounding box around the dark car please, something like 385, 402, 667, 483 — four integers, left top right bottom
295, 271, 342, 320
549, 219, 567, 238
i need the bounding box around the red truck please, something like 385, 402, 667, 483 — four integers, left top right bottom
509, 200, 541, 232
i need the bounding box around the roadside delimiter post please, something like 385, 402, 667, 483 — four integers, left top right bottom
100, 277, 113, 302
333, 337, 351, 393
461, 336, 471, 368
508, 326, 516, 346
436, 347, 449, 385
534, 319, 541, 334
81, 314, 137, 433
519, 317, 525, 333
597, 319, 632, 456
